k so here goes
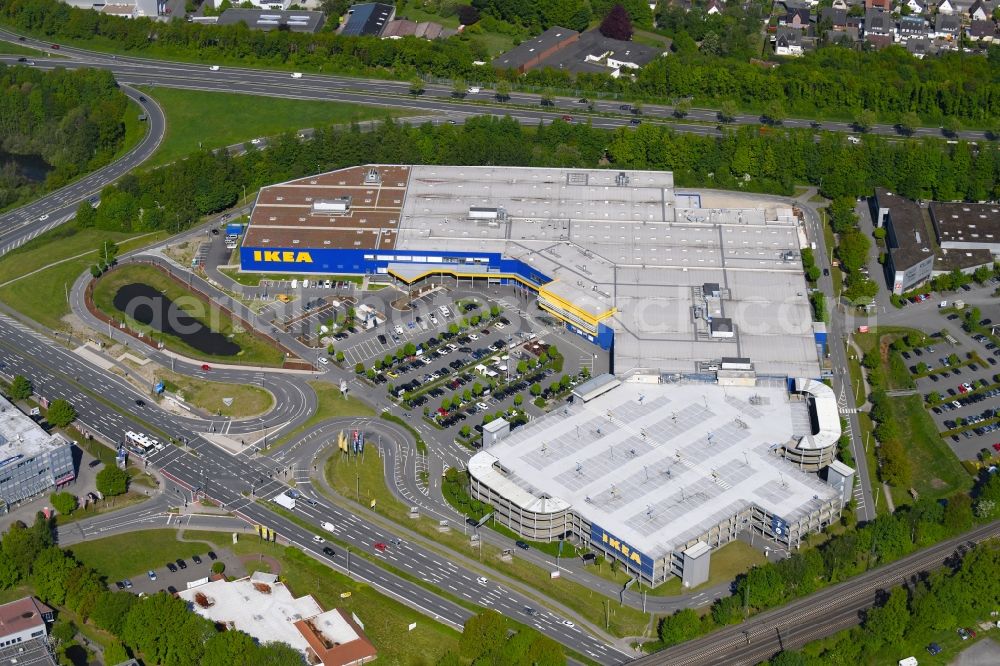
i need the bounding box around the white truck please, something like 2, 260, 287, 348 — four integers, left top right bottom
291, 72, 303, 78
272, 492, 296, 510
467, 86, 480, 94
321, 521, 335, 532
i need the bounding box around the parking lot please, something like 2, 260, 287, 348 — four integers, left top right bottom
910, 310, 1000, 460
112, 547, 244, 598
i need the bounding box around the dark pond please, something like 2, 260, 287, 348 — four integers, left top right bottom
113, 283, 241, 356
0, 150, 52, 183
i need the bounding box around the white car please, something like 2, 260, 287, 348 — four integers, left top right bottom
561, 620, 574, 628
394, 325, 404, 335
476, 402, 488, 411
251, 138, 262, 145
469, 333, 479, 341
323, 279, 332, 288
209, 65, 220, 71
312, 535, 325, 544
476, 576, 488, 585
495, 322, 506, 329
467, 87, 480, 94
38, 214, 49, 221
429, 315, 439, 325
318, 356, 329, 365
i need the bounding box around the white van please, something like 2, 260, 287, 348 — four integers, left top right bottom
439, 305, 451, 317
467, 86, 480, 94
302, 279, 310, 288
209, 65, 220, 71
291, 279, 299, 289
291, 72, 303, 78
321, 521, 335, 532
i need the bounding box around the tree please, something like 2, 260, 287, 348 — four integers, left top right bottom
354, 362, 364, 374
658, 608, 701, 646
942, 116, 962, 137
9, 375, 32, 400
837, 231, 871, 272
530, 382, 542, 396
942, 492, 973, 534
517, 360, 528, 374
599, 4, 634, 40
863, 586, 909, 648
96, 466, 128, 497
673, 99, 691, 118
409, 77, 425, 96
212, 561, 226, 575
32, 547, 77, 607
898, 111, 922, 135
403, 342, 416, 356
719, 99, 739, 123
202, 630, 257, 666
540, 88, 555, 106
457, 5, 480, 24
916, 362, 928, 374
103, 641, 130, 665
513, 393, 524, 407
854, 109, 877, 132
91, 591, 138, 635
762, 100, 786, 125
46, 399, 76, 428
926, 391, 940, 404
335, 351, 345, 363
459, 425, 471, 438
460, 610, 507, 659
828, 197, 859, 233
495, 80, 511, 102
50, 492, 77, 515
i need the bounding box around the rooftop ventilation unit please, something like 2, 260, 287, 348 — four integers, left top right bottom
364, 167, 381, 185
313, 196, 352, 213
615, 171, 630, 187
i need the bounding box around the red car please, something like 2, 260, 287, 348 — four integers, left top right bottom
992, 443, 1000, 451
373, 542, 387, 552
50, 44, 59, 49
200, 364, 211, 371
561, 115, 573, 122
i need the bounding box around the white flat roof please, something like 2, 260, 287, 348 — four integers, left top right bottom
178, 575, 323, 655
394, 166, 819, 377
0, 395, 68, 461
469, 379, 839, 559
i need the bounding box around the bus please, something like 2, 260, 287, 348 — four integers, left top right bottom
124, 431, 162, 457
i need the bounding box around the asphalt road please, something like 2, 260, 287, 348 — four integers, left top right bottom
0, 311, 631, 664
0, 82, 165, 257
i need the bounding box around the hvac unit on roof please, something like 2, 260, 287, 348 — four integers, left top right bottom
364, 167, 381, 185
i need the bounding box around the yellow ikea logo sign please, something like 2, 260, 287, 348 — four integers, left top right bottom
601, 532, 643, 567
252, 250, 313, 264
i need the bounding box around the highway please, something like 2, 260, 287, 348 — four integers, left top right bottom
0, 311, 632, 665
630, 519, 1000, 665
0, 82, 165, 257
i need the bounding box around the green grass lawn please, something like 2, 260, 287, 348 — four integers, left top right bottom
67, 529, 218, 581
90, 263, 285, 366
856, 412, 890, 517
846, 346, 866, 407
326, 449, 655, 638
271, 380, 374, 448
142, 88, 401, 167
891, 394, 971, 501
0, 41, 55, 56
0, 223, 168, 330
153, 367, 273, 418
219, 268, 362, 286
642, 541, 765, 596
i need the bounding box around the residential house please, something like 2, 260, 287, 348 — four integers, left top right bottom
831, 0, 848, 8
864, 0, 890, 9
775, 25, 805, 54
968, 18, 996, 40
906, 36, 934, 56
904, 0, 926, 13
340, 2, 394, 36
934, 12, 960, 39
897, 15, 930, 41
101, 3, 137, 17
784, 6, 812, 27
820, 7, 848, 28
968, 0, 989, 20
706, 0, 724, 14
0, 598, 54, 647
864, 7, 893, 46
935, 0, 956, 14
216, 9, 326, 33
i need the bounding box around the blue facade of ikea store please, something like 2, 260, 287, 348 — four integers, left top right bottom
590, 522, 655, 578
241, 245, 615, 350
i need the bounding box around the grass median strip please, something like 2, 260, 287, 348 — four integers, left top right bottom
270, 380, 374, 449
325, 448, 656, 638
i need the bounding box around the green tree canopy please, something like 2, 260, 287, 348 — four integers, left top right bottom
9, 375, 32, 400
46, 399, 76, 428
96, 466, 128, 497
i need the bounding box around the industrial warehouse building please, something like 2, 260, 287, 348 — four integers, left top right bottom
239, 164, 824, 378
0, 395, 75, 515
467, 372, 848, 586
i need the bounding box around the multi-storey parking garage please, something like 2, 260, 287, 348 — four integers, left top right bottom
468, 373, 847, 586
239, 165, 824, 378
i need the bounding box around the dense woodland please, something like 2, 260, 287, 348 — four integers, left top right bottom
0, 65, 127, 209
73, 115, 1000, 234
5, 0, 1000, 123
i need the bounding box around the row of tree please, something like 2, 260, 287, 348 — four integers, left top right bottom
766, 530, 1000, 665
9, 0, 1000, 123
0, 516, 305, 666
68, 113, 1000, 239
0, 64, 128, 209
658, 468, 998, 647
